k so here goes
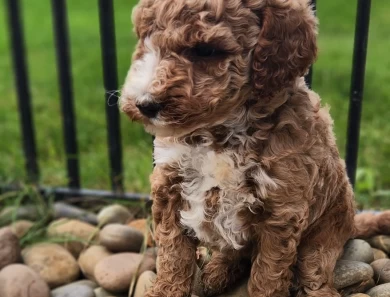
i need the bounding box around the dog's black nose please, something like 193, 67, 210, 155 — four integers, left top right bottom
136, 103, 162, 118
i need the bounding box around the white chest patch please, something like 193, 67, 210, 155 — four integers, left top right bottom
154, 138, 278, 250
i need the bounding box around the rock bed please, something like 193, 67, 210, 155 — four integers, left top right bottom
0, 203, 390, 297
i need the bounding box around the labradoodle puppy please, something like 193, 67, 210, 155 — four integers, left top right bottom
119, 0, 377, 296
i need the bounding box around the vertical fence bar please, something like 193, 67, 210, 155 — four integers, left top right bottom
345, 0, 371, 188
304, 0, 317, 89
5, 0, 39, 183
98, 0, 124, 193
51, 0, 80, 189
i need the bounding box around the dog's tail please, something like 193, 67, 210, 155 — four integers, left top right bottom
354, 210, 390, 238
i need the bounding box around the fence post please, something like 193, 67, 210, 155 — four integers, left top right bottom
98, 0, 124, 193
51, 0, 81, 189
5, 0, 39, 184
304, 0, 317, 89
345, 0, 372, 188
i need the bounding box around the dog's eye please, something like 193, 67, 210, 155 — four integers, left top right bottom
192, 44, 225, 58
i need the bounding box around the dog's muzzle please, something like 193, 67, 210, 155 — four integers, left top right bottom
136, 102, 162, 118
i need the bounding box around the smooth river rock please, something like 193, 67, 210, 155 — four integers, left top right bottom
340, 278, 375, 296
78, 245, 113, 281
372, 248, 388, 261
333, 260, 374, 290
97, 204, 133, 226
367, 236, 390, 254
132, 270, 156, 297
94, 252, 156, 292
22, 243, 80, 288
370, 258, 390, 284
54, 202, 98, 225
342, 239, 374, 263
94, 287, 128, 297
366, 283, 390, 297
47, 218, 99, 257
10, 220, 34, 238
51, 280, 97, 297
0, 227, 21, 270
0, 264, 50, 297
128, 219, 154, 247
99, 224, 144, 253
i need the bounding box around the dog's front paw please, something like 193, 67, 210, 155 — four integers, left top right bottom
203, 285, 226, 297
145, 284, 192, 297
201, 271, 229, 297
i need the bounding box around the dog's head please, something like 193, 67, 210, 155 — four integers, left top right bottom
120, 0, 317, 136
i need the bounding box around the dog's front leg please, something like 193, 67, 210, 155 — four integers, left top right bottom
146, 166, 198, 297
146, 224, 197, 297
248, 207, 308, 297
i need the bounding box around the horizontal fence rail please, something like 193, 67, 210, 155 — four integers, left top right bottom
2, 0, 371, 201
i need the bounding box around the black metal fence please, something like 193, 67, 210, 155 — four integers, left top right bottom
2, 0, 371, 201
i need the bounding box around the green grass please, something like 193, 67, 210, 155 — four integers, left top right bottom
0, 1, 389, 207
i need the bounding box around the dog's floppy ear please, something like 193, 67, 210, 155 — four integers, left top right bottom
247, 0, 318, 97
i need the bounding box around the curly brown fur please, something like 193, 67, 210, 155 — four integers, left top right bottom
119, 1, 371, 297
355, 211, 390, 238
